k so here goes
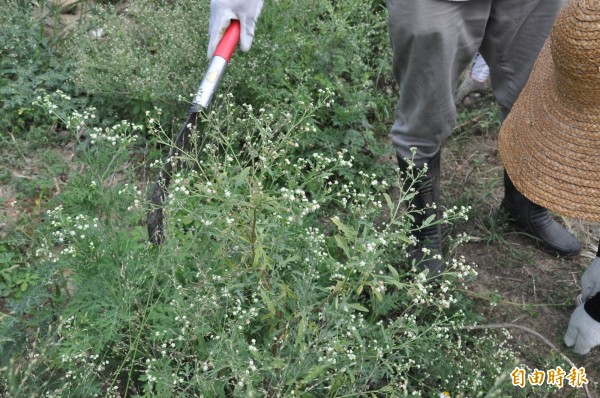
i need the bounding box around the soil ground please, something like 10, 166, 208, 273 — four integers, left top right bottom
442, 93, 600, 397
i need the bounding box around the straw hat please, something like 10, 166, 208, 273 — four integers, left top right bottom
498, 0, 600, 222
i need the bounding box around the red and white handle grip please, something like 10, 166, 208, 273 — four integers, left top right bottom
192, 20, 241, 111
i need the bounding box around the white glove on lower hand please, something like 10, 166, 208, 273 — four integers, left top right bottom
208, 0, 264, 59
581, 256, 600, 301
564, 292, 600, 355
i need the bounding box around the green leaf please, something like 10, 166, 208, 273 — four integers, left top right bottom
331, 217, 356, 239
379, 275, 403, 289
383, 192, 394, 215
421, 213, 436, 227
333, 235, 350, 258
260, 290, 277, 318
356, 284, 363, 295
181, 216, 194, 226
347, 303, 369, 313
294, 315, 306, 348
235, 167, 250, 188
303, 364, 329, 385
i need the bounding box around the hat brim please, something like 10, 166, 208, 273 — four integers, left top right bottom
499, 39, 600, 222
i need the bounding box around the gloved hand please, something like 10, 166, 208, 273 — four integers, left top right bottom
207, 0, 264, 59
564, 292, 600, 355
581, 256, 600, 302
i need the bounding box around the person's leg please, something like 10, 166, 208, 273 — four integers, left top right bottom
387, 0, 490, 166
481, 0, 580, 256
480, 0, 563, 112
386, 0, 490, 274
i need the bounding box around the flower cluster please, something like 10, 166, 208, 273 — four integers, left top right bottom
33, 90, 141, 146
41, 205, 100, 261
88, 120, 140, 146
117, 183, 144, 211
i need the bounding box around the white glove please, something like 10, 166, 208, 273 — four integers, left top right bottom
564, 293, 600, 355
207, 0, 264, 59
581, 256, 600, 301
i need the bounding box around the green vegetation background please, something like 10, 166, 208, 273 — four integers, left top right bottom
0, 1, 573, 397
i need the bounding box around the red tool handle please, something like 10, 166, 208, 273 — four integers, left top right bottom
214, 20, 241, 62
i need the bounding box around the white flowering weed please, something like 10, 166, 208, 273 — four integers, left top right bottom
1, 1, 536, 397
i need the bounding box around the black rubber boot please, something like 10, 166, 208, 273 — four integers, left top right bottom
398, 151, 444, 276
501, 170, 581, 257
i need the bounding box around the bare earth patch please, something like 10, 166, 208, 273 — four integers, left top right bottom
443, 99, 600, 396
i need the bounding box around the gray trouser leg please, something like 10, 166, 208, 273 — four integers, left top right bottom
386, 0, 563, 165
480, 0, 564, 113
